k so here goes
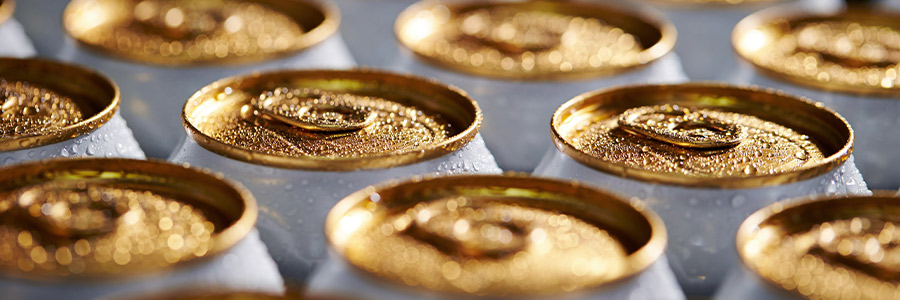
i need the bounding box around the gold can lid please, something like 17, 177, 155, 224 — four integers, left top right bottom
737, 191, 900, 299
183, 69, 481, 171
0, 158, 256, 280
63, 0, 338, 66
0, 58, 120, 152
734, 8, 900, 96
325, 175, 666, 296
394, 0, 675, 80
551, 84, 853, 188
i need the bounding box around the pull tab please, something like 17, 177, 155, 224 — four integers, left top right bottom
15, 182, 129, 239
617, 104, 744, 149
402, 197, 527, 259
242, 88, 377, 132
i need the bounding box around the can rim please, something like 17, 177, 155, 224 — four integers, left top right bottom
550, 83, 855, 189
0, 158, 258, 281
324, 174, 669, 296
0, 0, 14, 25
0, 58, 121, 152
394, 0, 677, 81
62, 0, 341, 67
732, 4, 900, 98
181, 68, 482, 171
734, 190, 899, 297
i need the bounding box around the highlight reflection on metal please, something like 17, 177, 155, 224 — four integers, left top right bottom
183, 69, 481, 171
0, 158, 256, 279
736, 192, 900, 299
733, 9, 900, 96
0, 58, 120, 152
395, 0, 676, 79
551, 84, 850, 188
63, 0, 338, 65
617, 104, 744, 149
325, 175, 667, 296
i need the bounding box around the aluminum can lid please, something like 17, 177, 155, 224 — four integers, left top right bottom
0, 58, 120, 151
182, 69, 482, 171
0, 158, 256, 280
63, 0, 339, 66
734, 8, 900, 97
551, 83, 853, 188
395, 0, 676, 80
737, 191, 900, 299
325, 174, 667, 296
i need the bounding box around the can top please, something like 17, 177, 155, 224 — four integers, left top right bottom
551, 84, 853, 188
183, 69, 482, 171
63, 0, 339, 66
734, 7, 900, 97
325, 175, 667, 296
737, 191, 900, 299
0, 58, 120, 152
395, 0, 675, 80
0, 0, 13, 25
0, 158, 257, 280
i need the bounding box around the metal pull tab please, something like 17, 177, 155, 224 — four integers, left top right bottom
15, 182, 129, 239
402, 197, 528, 259
617, 104, 743, 149
243, 88, 377, 132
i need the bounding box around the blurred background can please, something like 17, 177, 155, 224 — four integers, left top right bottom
58, 0, 356, 158
714, 191, 900, 300
0, 0, 36, 57
641, 0, 838, 81
732, 3, 900, 189
390, 0, 687, 171
307, 174, 684, 300
0, 58, 145, 166
533, 83, 870, 296
0, 158, 284, 300
168, 69, 502, 285
333, 0, 414, 68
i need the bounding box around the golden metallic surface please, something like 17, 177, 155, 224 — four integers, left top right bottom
737, 191, 900, 300
0, 58, 119, 152
183, 69, 481, 171
551, 84, 853, 188
1, 80, 85, 140
0, 0, 13, 26
63, 0, 338, 66
0, 158, 256, 280
395, 0, 675, 80
325, 175, 667, 296
647, 0, 780, 6
734, 8, 900, 96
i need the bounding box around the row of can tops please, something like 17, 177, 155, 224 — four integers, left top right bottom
0, 157, 892, 299
0, 58, 853, 188
0, 0, 897, 95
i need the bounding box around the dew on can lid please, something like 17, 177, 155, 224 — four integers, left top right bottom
395, 0, 675, 80
0, 158, 256, 280
324, 175, 667, 296
0, 58, 120, 152
734, 9, 900, 96
183, 70, 482, 171
63, 0, 337, 65
551, 84, 853, 188
737, 192, 900, 299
